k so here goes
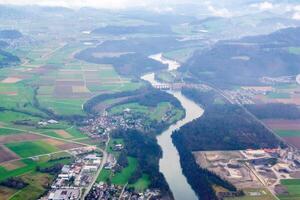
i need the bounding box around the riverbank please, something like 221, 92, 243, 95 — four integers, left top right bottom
141, 54, 204, 200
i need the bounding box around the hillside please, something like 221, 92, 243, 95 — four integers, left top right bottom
0, 49, 20, 67
0, 30, 22, 39
182, 27, 300, 86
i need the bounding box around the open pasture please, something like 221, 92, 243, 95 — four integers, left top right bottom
0, 133, 45, 144
278, 179, 300, 200
5, 140, 59, 158
264, 120, 300, 149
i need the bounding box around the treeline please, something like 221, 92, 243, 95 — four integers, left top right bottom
36, 163, 64, 175
0, 49, 20, 68
84, 86, 182, 115
0, 177, 28, 189
179, 88, 282, 150
171, 88, 282, 199
181, 27, 300, 86
75, 37, 187, 76
83, 88, 144, 114
182, 87, 228, 107
0, 30, 22, 39
112, 88, 182, 108
172, 139, 239, 200
246, 103, 300, 119
112, 129, 173, 198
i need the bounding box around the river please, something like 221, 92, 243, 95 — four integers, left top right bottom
141, 53, 204, 200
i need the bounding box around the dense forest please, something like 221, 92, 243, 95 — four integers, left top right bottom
180, 88, 282, 150
0, 49, 20, 68
171, 88, 282, 199
112, 129, 173, 198
246, 103, 300, 119
76, 37, 190, 76
0, 29, 22, 39
84, 86, 182, 115
181, 27, 300, 86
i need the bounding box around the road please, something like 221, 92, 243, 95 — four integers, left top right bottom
205, 82, 288, 147
81, 134, 111, 199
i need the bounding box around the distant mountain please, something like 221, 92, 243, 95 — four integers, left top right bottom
182, 26, 300, 86
0, 41, 8, 48
0, 49, 20, 68
0, 30, 23, 39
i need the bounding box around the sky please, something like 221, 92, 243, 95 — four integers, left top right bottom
0, 0, 300, 20
0, 0, 192, 9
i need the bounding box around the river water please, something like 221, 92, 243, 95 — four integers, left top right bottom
141, 54, 204, 200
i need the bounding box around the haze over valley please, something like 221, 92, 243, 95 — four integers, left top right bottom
0, 1, 300, 200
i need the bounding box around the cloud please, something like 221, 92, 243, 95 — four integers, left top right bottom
204, 1, 231, 17
292, 12, 300, 20
251, 2, 274, 11
0, 0, 168, 9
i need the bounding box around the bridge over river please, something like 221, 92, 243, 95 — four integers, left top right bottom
152, 82, 210, 90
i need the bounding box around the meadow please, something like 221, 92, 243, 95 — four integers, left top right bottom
278, 179, 300, 200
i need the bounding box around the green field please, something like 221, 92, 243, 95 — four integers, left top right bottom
111, 157, 138, 185
225, 188, 275, 200
267, 92, 291, 99
289, 47, 300, 55
96, 157, 138, 186
276, 130, 300, 137
5, 141, 59, 158
163, 47, 200, 63
96, 169, 111, 183
109, 102, 181, 123
0, 156, 71, 181
129, 174, 151, 191
0, 128, 22, 136
278, 179, 300, 200
9, 172, 54, 200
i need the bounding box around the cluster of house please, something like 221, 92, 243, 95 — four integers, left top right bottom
81, 110, 146, 139
86, 182, 161, 200
260, 76, 295, 84
242, 147, 300, 192
225, 86, 273, 105
43, 152, 102, 200
38, 119, 59, 126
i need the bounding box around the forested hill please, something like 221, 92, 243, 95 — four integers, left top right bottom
181, 26, 300, 86
0, 30, 22, 39
0, 49, 20, 68
76, 37, 185, 76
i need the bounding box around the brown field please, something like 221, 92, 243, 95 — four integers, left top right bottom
0, 186, 16, 200
263, 119, 300, 130
42, 138, 65, 146
282, 137, 300, 149
0, 145, 19, 163
72, 86, 90, 93
1, 160, 25, 170
1, 77, 22, 83
57, 142, 84, 150
54, 130, 72, 138
0, 134, 45, 144
42, 138, 83, 150
53, 85, 73, 97
0, 92, 17, 96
